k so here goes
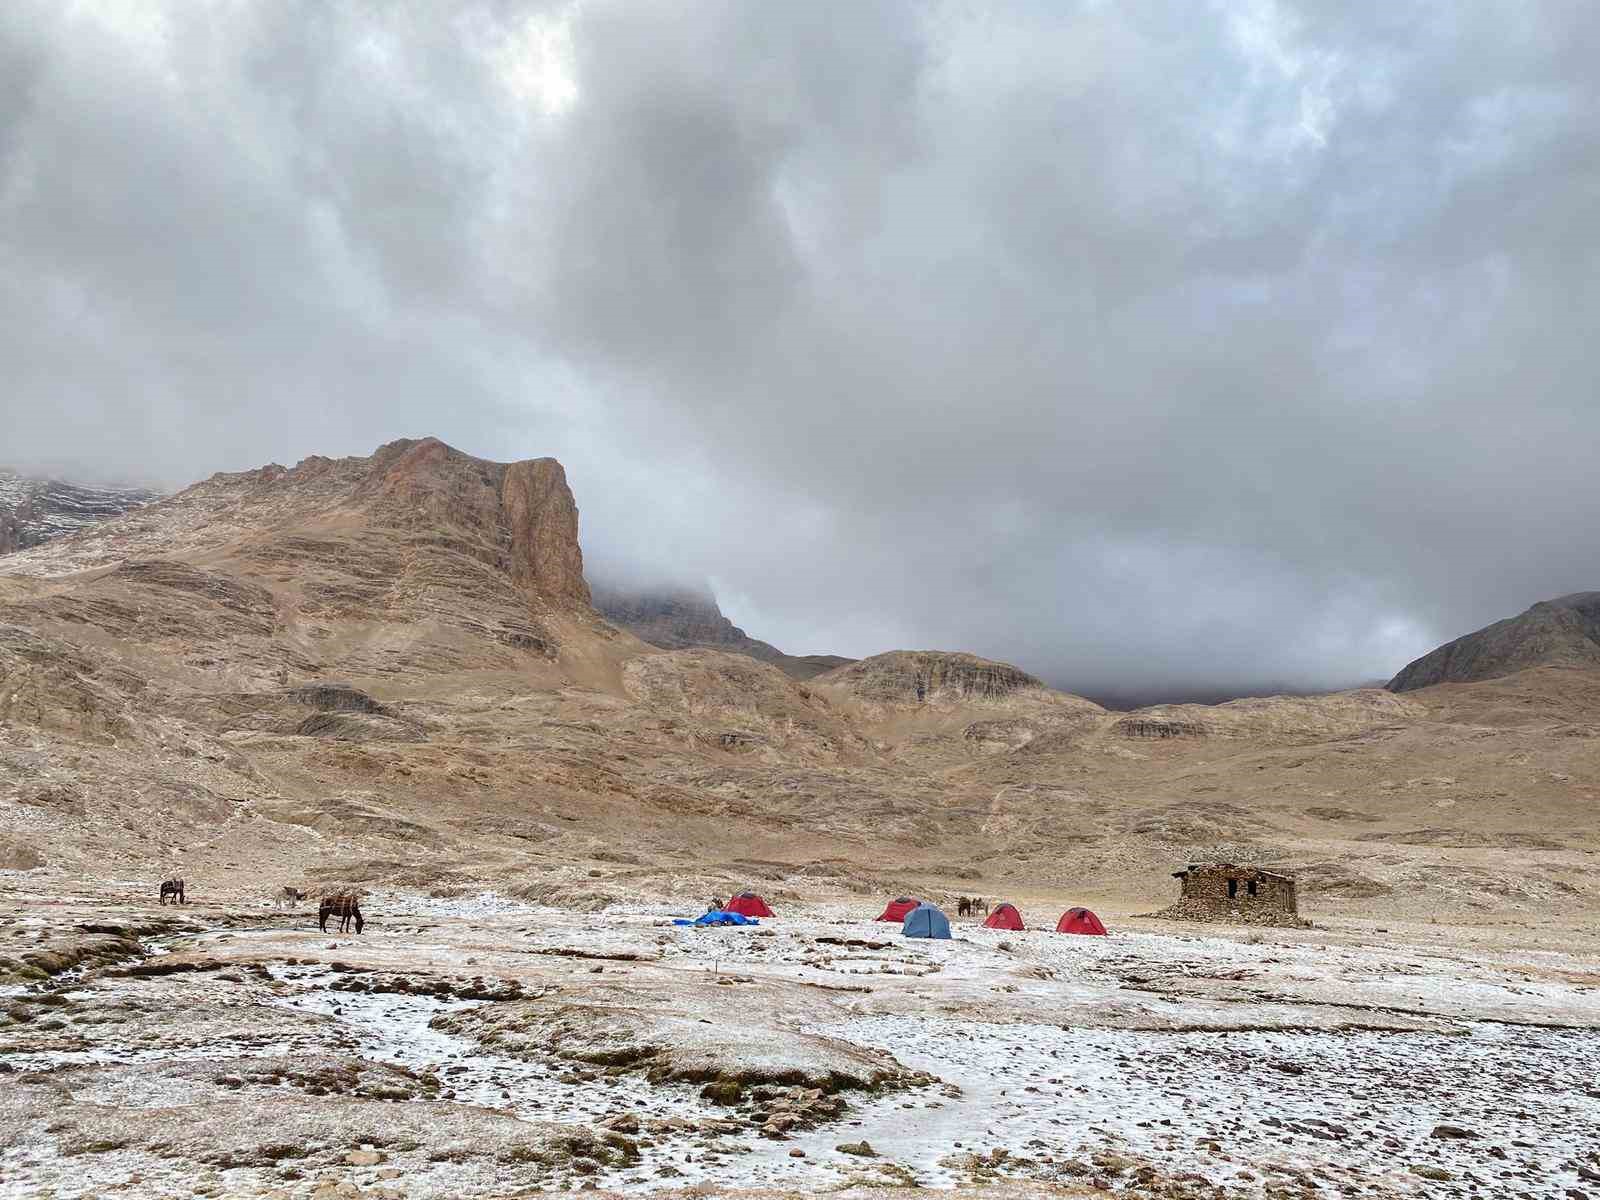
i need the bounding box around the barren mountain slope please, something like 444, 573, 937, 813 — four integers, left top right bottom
1388, 591, 1600, 690
2, 439, 1598, 928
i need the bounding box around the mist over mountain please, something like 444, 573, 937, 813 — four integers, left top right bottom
4, 2, 1600, 702
589, 576, 852, 681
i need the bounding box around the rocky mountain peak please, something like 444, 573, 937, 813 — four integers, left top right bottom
164, 437, 591, 608
0, 438, 595, 685
1388, 591, 1600, 691
591, 577, 852, 680
591, 579, 762, 650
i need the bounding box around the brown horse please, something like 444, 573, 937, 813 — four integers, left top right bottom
159, 878, 185, 905
318, 893, 363, 934
956, 896, 988, 917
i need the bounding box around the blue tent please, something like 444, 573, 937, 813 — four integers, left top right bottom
673, 910, 760, 927
902, 902, 952, 939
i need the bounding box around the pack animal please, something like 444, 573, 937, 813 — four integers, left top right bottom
957, 896, 988, 917
275, 886, 306, 910
318, 893, 364, 934
158, 878, 185, 905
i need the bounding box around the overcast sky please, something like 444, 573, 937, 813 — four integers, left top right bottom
3, 2, 1597, 702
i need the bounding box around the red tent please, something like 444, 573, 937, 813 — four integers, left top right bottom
874, 896, 920, 922
1055, 907, 1108, 936
983, 902, 1025, 931
724, 891, 774, 918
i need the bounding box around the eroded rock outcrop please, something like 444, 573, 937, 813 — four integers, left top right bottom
819, 650, 1053, 704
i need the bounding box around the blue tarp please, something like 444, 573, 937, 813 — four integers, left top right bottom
673, 910, 760, 927
902, 902, 952, 939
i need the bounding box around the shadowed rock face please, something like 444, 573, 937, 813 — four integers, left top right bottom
592, 581, 775, 655
0, 470, 161, 555
1388, 592, 1600, 691
591, 579, 852, 681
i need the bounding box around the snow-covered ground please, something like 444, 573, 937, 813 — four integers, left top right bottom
3, 896, 1598, 1197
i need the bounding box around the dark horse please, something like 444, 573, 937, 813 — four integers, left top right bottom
159, 878, 185, 905
318, 893, 363, 934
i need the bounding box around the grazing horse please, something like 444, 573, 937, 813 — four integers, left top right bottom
275, 886, 306, 910
158, 878, 185, 905
318, 893, 364, 934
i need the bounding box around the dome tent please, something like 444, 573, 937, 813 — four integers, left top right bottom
982, 902, 1025, 931
875, 896, 920, 922
724, 891, 774, 918
1055, 907, 1108, 935
902, 902, 952, 939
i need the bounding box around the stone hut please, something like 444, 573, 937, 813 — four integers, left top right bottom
1154, 862, 1307, 927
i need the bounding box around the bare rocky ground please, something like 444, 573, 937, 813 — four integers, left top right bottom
3, 883, 1598, 1200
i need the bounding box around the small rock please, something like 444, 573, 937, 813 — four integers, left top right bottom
836, 1141, 877, 1158
1410, 1165, 1455, 1181
1431, 1125, 1481, 1140
789, 1149, 806, 1158
345, 1150, 385, 1167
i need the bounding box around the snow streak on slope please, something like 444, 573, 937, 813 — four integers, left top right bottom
0, 469, 161, 554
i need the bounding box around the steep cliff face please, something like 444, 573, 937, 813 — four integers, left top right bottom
503, 458, 590, 607
590, 579, 851, 681
1388, 592, 1600, 691
350, 437, 590, 606
0, 469, 161, 555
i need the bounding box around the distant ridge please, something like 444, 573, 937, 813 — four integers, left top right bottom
1388, 592, 1600, 691
0, 469, 161, 555
590, 579, 852, 681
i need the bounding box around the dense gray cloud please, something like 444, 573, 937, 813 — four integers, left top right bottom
3, 1, 1598, 701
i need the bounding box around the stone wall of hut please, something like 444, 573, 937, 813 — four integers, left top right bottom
1152, 864, 1308, 928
